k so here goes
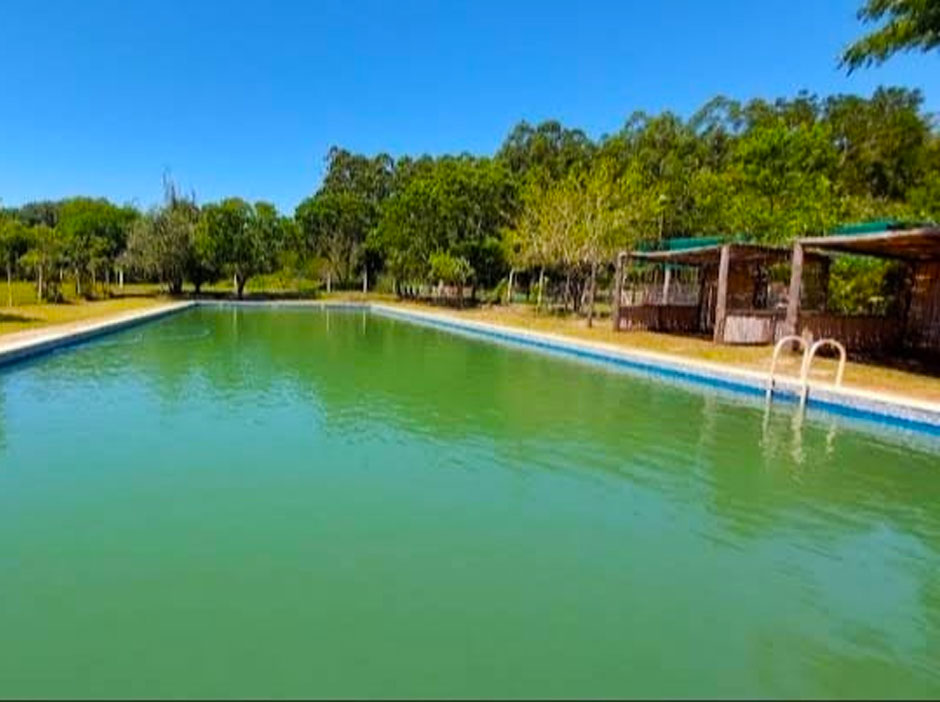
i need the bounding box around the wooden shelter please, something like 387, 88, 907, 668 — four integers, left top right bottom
784, 227, 940, 355
612, 242, 819, 344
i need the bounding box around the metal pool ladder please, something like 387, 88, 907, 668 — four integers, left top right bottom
766, 335, 847, 409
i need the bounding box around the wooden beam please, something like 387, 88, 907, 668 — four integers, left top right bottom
612, 252, 627, 331
713, 244, 731, 343
799, 227, 940, 262
784, 242, 804, 337
819, 257, 830, 312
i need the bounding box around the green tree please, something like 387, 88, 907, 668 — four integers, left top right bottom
823, 88, 929, 199
428, 251, 473, 306
374, 155, 514, 297
842, 0, 940, 70
57, 198, 136, 296
127, 206, 196, 294
497, 120, 595, 183
0, 218, 30, 306
295, 148, 394, 289
19, 225, 63, 302
724, 120, 840, 241
202, 199, 286, 297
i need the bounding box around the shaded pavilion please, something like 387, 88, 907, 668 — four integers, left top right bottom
612, 240, 824, 344
784, 225, 940, 356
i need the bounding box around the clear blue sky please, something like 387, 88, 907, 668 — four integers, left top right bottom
1, 0, 937, 214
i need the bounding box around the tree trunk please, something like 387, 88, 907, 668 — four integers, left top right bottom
586, 261, 598, 328
506, 268, 515, 305
105, 268, 111, 297
6, 263, 12, 307
536, 268, 545, 313
362, 268, 368, 294
37, 266, 44, 303
237, 276, 247, 299
326, 272, 332, 294
194, 280, 202, 295
75, 268, 81, 297
233, 273, 238, 296
563, 271, 571, 312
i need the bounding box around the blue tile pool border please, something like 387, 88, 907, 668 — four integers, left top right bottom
370, 304, 940, 439
0, 301, 196, 371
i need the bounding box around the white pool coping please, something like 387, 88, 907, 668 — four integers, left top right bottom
0, 300, 195, 365
0, 298, 938, 435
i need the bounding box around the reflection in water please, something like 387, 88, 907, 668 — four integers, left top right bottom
0, 306, 937, 699
761, 398, 842, 468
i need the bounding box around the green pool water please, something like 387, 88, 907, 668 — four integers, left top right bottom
1, 305, 938, 699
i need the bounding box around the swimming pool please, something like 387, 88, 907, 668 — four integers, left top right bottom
1, 305, 938, 697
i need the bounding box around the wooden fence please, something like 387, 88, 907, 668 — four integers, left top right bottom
797, 313, 903, 353
617, 305, 701, 333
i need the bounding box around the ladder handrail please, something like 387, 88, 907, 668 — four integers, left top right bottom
799, 338, 847, 408
766, 335, 808, 401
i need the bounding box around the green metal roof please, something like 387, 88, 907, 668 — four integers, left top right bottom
662, 236, 724, 251
636, 234, 744, 253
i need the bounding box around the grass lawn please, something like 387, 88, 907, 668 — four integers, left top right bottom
0, 281, 168, 338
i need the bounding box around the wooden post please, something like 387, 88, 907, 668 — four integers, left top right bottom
506, 268, 515, 305
713, 244, 731, 343
586, 261, 598, 328
696, 266, 707, 331
536, 268, 545, 313
784, 242, 804, 337
819, 257, 830, 312
612, 252, 627, 331
662, 265, 672, 304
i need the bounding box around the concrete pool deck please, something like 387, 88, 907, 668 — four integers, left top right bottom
1, 298, 939, 435
0, 300, 195, 366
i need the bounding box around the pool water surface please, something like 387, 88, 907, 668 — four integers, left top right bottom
1, 306, 938, 698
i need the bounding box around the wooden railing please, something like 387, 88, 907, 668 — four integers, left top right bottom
723, 309, 785, 345
797, 312, 903, 353
617, 305, 700, 333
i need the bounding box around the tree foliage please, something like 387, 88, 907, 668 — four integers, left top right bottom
843, 0, 940, 70
1, 87, 937, 315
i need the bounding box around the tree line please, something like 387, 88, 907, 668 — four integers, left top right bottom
1, 87, 938, 313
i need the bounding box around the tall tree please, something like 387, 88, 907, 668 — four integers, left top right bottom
19, 225, 62, 302
497, 120, 595, 183
374, 155, 514, 296
202, 199, 286, 298
56, 198, 136, 296
0, 218, 30, 306
295, 148, 394, 288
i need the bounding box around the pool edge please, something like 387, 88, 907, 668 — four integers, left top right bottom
0, 301, 196, 368
2, 298, 937, 436
369, 303, 940, 436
